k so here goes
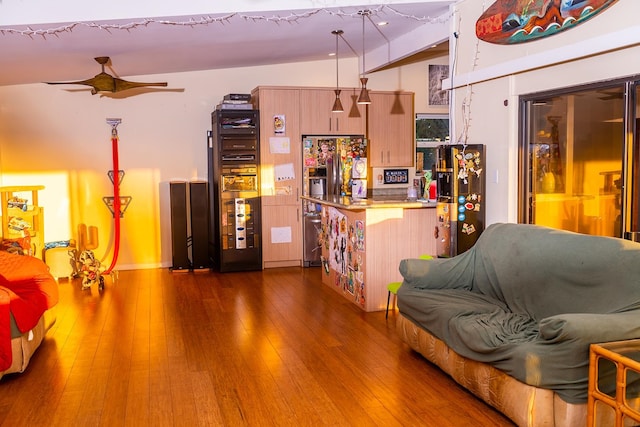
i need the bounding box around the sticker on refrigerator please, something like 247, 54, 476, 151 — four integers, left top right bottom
462, 223, 476, 235
352, 179, 367, 199
352, 158, 367, 178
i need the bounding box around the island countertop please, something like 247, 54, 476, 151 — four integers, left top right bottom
301, 195, 436, 210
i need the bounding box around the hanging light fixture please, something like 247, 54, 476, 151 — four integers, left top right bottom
357, 10, 372, 105
331, 29, 344, 113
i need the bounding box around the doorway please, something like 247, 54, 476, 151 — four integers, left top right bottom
519, 79, 640, 238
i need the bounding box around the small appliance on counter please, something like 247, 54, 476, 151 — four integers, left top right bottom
301, 135, 367, 266
435, 144, 485, 258
370, 166, 416, 199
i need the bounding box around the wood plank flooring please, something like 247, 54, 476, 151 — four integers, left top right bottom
0, 267, 514, 426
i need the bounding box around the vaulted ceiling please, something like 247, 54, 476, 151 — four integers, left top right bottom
0, 2, 454, 87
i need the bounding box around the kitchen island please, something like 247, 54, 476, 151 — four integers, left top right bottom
302, 195, 437, 312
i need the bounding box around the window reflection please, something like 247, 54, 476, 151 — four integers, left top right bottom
525, 86, 625, 237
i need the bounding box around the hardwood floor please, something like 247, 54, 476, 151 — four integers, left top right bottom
0, 267, 514, 426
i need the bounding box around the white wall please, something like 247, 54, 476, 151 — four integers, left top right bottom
0, 55, 448, 269
449, 0, 639, 225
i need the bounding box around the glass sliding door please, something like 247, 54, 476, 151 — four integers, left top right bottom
627, 82, 640, 240
521, 83, 628, 237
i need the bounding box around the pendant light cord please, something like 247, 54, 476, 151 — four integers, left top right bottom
361, 12, 366, 78
335, 31, 340, 87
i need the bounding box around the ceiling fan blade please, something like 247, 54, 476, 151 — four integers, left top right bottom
45, 73, 115, 94
44, 78, 98, 87
44, 57, 169, 95
113, 78, 168, 92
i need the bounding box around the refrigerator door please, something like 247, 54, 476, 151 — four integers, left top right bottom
301, 135, 365, 267
326, 153, 341, 196
453, 144, 485, 255
435, 202, 455, 258
437, 144, 485, 257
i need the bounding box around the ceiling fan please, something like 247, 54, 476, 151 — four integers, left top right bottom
45, 56, 168, 95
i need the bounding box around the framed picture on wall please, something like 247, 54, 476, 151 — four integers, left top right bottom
428, 64, 449, 106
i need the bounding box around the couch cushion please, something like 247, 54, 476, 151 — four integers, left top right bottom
470, 223, 640, 319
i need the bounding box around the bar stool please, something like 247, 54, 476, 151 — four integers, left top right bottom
386, 254, 433, 319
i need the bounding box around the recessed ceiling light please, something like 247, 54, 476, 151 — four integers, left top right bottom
377, 21, 388, 26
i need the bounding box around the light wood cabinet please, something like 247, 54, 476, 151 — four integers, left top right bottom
252, 87, 301, 205
252, 87, 303, 268
300, 88, 365, 135
367, 91, 415, 167
260, 205, 302, 268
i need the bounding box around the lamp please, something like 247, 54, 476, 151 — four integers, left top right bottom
357, 10, 372, 105
331, 30, 344, 113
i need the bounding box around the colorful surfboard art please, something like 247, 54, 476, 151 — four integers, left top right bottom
476, 0, 619, 45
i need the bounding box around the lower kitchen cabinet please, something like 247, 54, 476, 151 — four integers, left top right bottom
261, 204, 302, 268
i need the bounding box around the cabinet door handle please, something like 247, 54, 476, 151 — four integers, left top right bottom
329, 118, 332, 131
380, 151, 384, 164
335, 118, 339, 131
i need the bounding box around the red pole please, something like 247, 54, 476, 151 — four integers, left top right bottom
105, 128, 121, 273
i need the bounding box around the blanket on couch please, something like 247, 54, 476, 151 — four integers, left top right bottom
0, 251, 58, 372
397, 223, 640, 403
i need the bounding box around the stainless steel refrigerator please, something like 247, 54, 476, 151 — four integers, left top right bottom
301, 135, 367, 266
435, 144, 485, 257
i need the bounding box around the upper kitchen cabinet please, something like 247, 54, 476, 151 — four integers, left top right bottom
252, 86, 302, 206
300, 88, 366, 135
367, 91, 415, 167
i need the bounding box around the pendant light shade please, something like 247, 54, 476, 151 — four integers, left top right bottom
332, 89, 344, 112
357, 78, 371, 104
331, 30, 344, 113
357, 10, 371, 105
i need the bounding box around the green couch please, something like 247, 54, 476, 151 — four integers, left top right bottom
397, 223, 640, 426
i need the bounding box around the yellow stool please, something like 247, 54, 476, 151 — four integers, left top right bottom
386, 254, 433, 319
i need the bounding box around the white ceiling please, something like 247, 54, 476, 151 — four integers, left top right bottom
0, 1, 454, 88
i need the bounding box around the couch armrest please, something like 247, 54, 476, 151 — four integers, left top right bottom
399, 256, 474, 291
539, 310, 640, 344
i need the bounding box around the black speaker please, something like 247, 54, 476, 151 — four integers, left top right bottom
189, 181, 210, 270
169, 181, 190, 271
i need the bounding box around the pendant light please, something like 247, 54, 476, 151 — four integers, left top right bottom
357, 10, 372, 105
331, 30, 344, 113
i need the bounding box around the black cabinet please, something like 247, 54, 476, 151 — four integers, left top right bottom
208, 109, 262, 272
